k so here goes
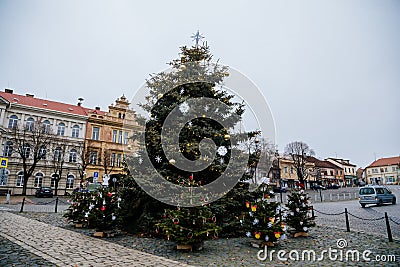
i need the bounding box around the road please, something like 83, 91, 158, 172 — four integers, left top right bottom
312, 185, 400, 241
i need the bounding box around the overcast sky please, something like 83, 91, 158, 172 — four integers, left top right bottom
1, 0, 399, 168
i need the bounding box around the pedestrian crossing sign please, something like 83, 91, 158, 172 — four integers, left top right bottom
0, 158, 8, 168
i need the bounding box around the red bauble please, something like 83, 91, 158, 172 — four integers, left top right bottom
101, 206, 106, 211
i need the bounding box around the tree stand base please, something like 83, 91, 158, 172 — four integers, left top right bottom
251, 240, 275, 248
93, 232, 106, 238
74, 223, 83, 228
293, 232, 308, 238
176, 242, 203, 252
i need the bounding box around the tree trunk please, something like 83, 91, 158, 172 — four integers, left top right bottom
54, 180, 59, 196
22, 175, 29, 196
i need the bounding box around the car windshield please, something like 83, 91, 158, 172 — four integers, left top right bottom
359, 188, 375, 195
42, 187, 51, 190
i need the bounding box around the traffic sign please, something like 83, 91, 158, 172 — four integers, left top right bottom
0, 158, 8, 168
94, 172, 99, 178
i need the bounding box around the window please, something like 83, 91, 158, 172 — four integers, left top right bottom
0, 169, 9, 186
54, 147, 62, 162
112, 130, 117, 143
111, 153, 116, 166
4, 141, 13, 157
8, 115, 18, 129
116, 154, 122, 167
39, 145, 47, 160
290, 167, 294, 174
66, 174, 74, 189
393, 167, 397, 172
90, 151, 97, 165
385, 167, 388, 172
42, 120, 51, 134
16, 171, 24, 187
284, 167, 288, 173
51, 174, 58, 188
72, 125, 79, 138
23, 143, 30, 158
124, 132, 129, 145
69, 149, 77, 163
92, 127, 100, 140
34, 173, 43, 188
118, 131, 123, 144
57, 122, 65, 136
26, 117, 34, 131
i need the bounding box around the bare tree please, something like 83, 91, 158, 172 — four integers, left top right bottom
8, 121, 51, 195
284, 141, 315, 186
76, 141, 92, 186
49, 136, 68, 196
101, 148, 115, 176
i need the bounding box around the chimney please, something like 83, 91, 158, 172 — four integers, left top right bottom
95, 106, 101, 111
26, 93, 34, 98
4, 89, 13, 94
77, 97, 84, 106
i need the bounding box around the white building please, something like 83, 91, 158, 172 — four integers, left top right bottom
365, 156, 400, 185
0, 89, 88, 195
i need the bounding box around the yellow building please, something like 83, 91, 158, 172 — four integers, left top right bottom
84, 95, 139, 184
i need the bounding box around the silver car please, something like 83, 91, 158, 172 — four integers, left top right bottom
358, 186, 396, 208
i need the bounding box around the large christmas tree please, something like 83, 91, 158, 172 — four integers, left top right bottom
123, 39, 254, 242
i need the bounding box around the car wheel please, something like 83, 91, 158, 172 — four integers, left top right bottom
361, 204, 366, 208
393, 198, 396, 205
377, 199, 383, 206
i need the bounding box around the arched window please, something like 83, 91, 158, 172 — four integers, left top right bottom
69, 149, 77, 163
23, 143, 30, 158
72, 125, 79, 138
42, 120, 51, 134
4, 141, 13, 157
16, 171, 24, 187
0, 168, 9, 185
34, 172, 43, 188
51, 174, 58, 188
54, 147, 62, 162
8, 115, 18, 129
57, 122, 65, 136
66, 174, 74, 189
26, 117, 34, 131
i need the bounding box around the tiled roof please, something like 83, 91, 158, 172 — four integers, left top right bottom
367, 156, 400, 168
0, 91, 105, 116
307, 156, 340, 169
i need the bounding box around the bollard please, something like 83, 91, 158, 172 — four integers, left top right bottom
314, 195, 317, 202
384, 212, 393, 242
345, 208, 350, 232
322, 194, 325, 201
275, 196, 278, 202
354, 192, 357, 199
55, 197, 59, 213
330, 193, 332, 201
343, 193, 346, 200
337, 194, 340, 200
311, 206, 315, 218
319, 190, 323, 202
20, 197, 25, 213
6, 190, 10, 204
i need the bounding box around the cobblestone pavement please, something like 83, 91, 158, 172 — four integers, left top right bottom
0, 211, 191, 267
2, 211, 398, 267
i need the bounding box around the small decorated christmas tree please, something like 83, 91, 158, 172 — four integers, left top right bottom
64, 189, 93, 228
88, 186, 121, 234
157, 204, 221, 250
285, 189, 315, 237
242, 192, 287, 247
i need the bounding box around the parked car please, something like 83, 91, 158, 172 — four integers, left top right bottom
311, 184, 326, 190
327, 183, 340, 189
358, 181, 366, 187
273, 186, 287, 193
35, 187, 53, 198
358, 185, 396, 208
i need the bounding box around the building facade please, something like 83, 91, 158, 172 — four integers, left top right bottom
307, 156, 342, 187
84, 95, 139, 184
326, 158, 357, 186
365, 156, 400, 185
0, 89, 88, 195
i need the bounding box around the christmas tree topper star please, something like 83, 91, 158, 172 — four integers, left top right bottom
191, 30, 204, 46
